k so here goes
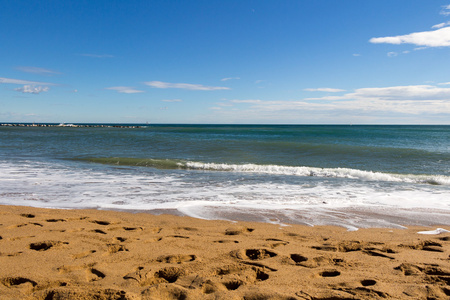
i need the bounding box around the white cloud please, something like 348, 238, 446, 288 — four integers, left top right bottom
304, 88, 346, 93
352, 53, 361, 57
0, 77, 55, 86
439, 82, 450, 85
162, 99, 183, 102
387, 51, 398, 57
348, 85, 450, 101
432, 21, 450, 29
16, 66, 61, 75
306, 85, 450, 101
212, 84, 450, 123
14, 85, 50, 94
221, 77, 240, 81
105, 86, 144, 94
144, 81, 230, 91
370, 26, 450, 47
216, 102, 233, 107
230, 99, 263, 104
441, 4, 450, 16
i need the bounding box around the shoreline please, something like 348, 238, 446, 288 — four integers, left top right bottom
4, 203, 450, 230
1, 204, 449, 299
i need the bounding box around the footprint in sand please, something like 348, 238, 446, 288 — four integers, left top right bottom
290, 254, 308, 264
213, 240, 239, 244
337, 241, 363, 252
317, 269, 341, 277
90, 220, 111, 226
265, 238, 289, 248
120, 226, 143, 232
7, 223, 29, 229
333, 286, 389, 299
361, 279, 377, 286
0, 277, 37, 288
225, 227, 254, 236
29, 241, 68, 251
231, 248, 278, 261
106, 244, 128, 254
154, 267, 186, 283
291, 255, 343, 269
168, 235, 190, 239
214, 264, 270, 292
216, 264, 270, 278
123, 266, 159, 286
399, 240, 444, 252
395, 263, 450, 285
141, 283, 189, 299
223, 279, 244, 291
86, 268, 106, 282
46, 218, 66, 223
20, 214, 35, 219
362, 249, 395, 260
114, 237, 127, 242
156, 254, 197, 264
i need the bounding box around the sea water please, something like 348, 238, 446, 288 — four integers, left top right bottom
0, 124, 449, 229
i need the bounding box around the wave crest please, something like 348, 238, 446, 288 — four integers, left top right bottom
81, 157, 450, 186
183, 162, 449, 185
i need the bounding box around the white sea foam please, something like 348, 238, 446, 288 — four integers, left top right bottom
417, 228, 450, 235
1, 160, 449, 228
183, 161, 450, 185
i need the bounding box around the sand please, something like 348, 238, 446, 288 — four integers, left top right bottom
0, 205, 449, 299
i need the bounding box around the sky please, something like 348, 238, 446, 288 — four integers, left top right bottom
1, 0, 450, 124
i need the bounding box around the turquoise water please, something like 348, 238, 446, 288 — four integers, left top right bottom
0, 124, 449, 229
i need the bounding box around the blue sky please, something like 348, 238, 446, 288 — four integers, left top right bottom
1, 0, 450, 124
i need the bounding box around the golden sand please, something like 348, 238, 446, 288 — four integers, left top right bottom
0, 205, 449, 299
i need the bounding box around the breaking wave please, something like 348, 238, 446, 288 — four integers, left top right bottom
80, 157, 450, 186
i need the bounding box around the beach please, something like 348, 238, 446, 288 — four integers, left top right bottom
1, 205, 449, 300
1, 125, 449, 299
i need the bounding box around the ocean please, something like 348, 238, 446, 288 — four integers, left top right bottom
0, 124, 449, 230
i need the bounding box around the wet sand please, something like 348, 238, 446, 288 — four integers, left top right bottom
0, 205, 449, 299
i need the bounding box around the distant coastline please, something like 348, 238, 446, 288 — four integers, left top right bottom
1, 123, 449, 128
0, 123, 145, 128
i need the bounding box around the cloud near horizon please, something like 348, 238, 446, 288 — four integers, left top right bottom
370, 27, 450, 47
0, 77, 55, 86
304, 88, 346, 92
16, 66, 61, 75
214, 84, 450, 122
105, 86, 144, 94
162, 99, 183, 102
306, 85, 450, 101
221, 77, 240, 81
144, 81, 230, 91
